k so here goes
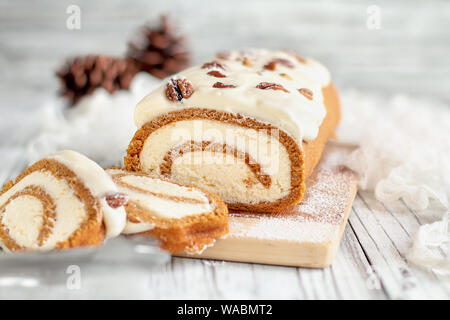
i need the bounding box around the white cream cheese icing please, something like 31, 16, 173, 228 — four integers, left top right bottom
134, 49, 331, 142
48, 150, 126, 238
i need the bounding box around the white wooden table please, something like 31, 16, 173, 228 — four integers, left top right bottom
0, 0, 449, 299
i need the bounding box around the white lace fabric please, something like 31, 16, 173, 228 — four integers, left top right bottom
339, 90, 450, 275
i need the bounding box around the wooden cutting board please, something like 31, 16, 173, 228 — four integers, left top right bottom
178, 142, 358, 268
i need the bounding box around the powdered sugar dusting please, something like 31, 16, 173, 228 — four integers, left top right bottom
229, 217, 339, 243
296, 146, 356, 224
228, 143, 357, 243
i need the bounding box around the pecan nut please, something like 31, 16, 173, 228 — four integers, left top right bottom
207, 70, 226, 78
242, 57, 253, 67
166, 78, 194, 101
284, 50, 307, 64
264, 61, 276, 71
202, 61, 228, 70
105, 193, 129, 208
294, 54, 306, 64
264, 58, 295, 71
280, 73, 292, 80
213, 82, 236, 88
256, 82, 289, 93
298, 88, 313, 100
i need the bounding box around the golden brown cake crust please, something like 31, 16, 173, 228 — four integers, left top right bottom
125, 83, 340, 213
0, 159, 105, 251
302, 83, 341, 179
109, 170, 229, 254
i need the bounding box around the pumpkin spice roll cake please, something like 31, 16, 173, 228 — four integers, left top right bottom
125, 49, 340, 212
0, 150, 127, 252
106, 168, 228, 254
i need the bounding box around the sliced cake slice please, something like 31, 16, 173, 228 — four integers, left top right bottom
0, 150, 127, 252
106, 168, 229, 254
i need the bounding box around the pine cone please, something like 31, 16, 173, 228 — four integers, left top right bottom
56, 55, 139, 106
127, 15, 190, 79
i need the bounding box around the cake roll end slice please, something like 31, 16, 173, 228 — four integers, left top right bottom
0, 150, 127, 252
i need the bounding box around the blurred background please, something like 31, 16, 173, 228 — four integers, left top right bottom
0, 0, 449, 134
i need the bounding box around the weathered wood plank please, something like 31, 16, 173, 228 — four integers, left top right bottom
352, 192, 448, 299
330, 224, 387, 299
